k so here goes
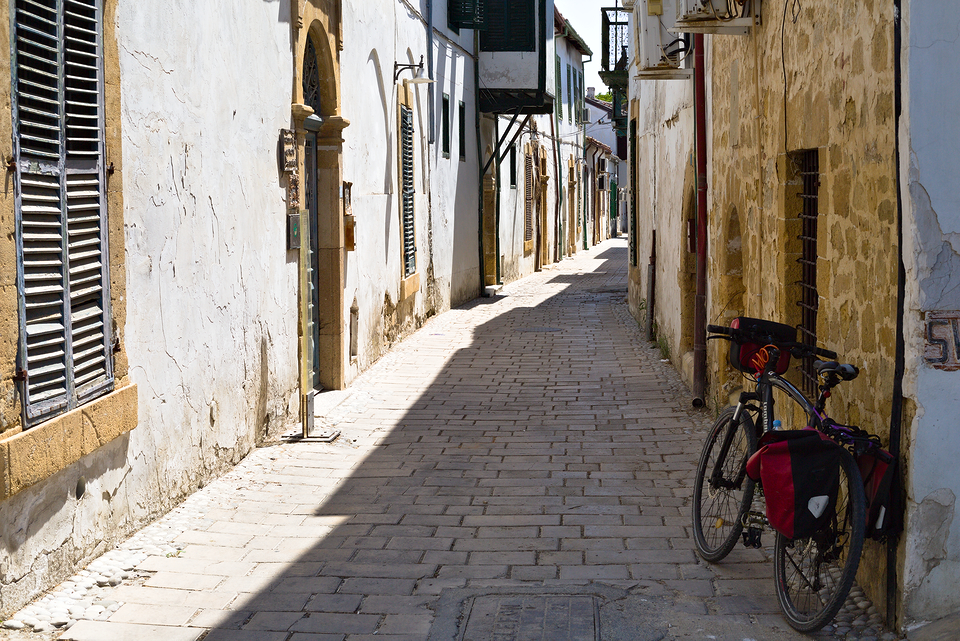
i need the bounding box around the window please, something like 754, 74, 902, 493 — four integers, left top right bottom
524, 152, 534, 242
577, 70, 584, 124
458, 100, 466, 161
442, 93, 450, 158
555, 55, 563, 120
400, 104, 417, 278
509, 145, 517, 188
481, 0, 535, 52
567, 64, 572, 124
448, 0, 485, 30
795, 149, 820, 396
12, 0, 114, 426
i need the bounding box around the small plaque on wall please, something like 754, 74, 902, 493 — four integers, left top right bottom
287, 212, 301, 250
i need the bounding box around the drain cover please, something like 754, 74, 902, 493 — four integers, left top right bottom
460, 595, 597, 641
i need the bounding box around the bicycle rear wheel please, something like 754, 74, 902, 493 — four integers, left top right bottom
692, 406, 757, 562
774, 446, 866, 632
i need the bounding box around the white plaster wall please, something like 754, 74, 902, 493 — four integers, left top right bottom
119, 0, 299, 504
899, 0, 960, 626
340, 0, 479, 372
634, 75, 694, 359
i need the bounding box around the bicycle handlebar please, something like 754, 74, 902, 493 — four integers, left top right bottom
706, 324, 838, 361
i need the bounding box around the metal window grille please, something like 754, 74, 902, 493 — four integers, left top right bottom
303, 38, 321, 113
400, 105, 417, 278
524, 153, 534, 242
13, 0, 113, 427
796, 150, 820, 396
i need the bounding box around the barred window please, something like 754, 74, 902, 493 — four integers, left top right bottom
795, 149, 820, 396
12, 0, 113, 426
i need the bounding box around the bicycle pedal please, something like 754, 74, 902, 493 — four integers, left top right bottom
742, 527, 762, 548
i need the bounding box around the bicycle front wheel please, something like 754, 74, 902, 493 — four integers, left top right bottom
774, 446, 867, 633
692, 405, 757, 562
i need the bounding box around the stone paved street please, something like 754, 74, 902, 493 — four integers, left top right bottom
1, 239, 898, 640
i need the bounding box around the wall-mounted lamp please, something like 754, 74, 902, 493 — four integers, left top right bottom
303, 114, 324, 132
394, 55, 434, 84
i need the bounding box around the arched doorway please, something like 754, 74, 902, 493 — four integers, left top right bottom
294, 3, 349, 434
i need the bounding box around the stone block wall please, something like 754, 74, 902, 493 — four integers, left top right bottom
706, 0, 900, 614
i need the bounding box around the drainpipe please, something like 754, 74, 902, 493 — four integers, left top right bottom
552, 112, 562, 263
475, 31, 485, 294
887, 0, 905, 628
692, 33, 708, 408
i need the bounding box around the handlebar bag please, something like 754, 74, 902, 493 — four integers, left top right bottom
745, 429, 842, 540
729, 317, 796, 375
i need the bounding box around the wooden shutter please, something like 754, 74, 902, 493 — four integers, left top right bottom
449, 0, 484, 29
555, 55, 562, 119
524, 153, 534, 242
13, 0, 112, 425
480, 0, 535, 52
400, 105, 417, 278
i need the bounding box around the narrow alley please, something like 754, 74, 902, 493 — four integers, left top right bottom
4, 240, 893, 641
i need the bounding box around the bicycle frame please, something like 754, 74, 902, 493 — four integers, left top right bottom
709, 367, 823, 491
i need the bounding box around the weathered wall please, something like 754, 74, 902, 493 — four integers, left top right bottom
343, 0, 480, 371
707, 0, 899, 615
629, 76, 695, 377
899, 0, 960, 626
118, 0, 301, 515
1, 0, 301, 615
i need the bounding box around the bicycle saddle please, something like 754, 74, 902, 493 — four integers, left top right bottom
814, 360, 859, 381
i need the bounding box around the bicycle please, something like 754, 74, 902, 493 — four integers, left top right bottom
691, 317, 868, 632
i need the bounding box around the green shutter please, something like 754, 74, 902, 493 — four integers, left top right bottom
480, 0, 535, 52
449, 0, 485, 29
524, 153, 534, 242
400, 105, 417, 278
13, 0, 112, 425
629, 118, 638, 267
555, 55, 562, 119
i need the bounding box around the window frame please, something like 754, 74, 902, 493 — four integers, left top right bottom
458, 100, 466, 161
398, 84, 419, 291
441, 92, 451, 159
11, 0, 115, 427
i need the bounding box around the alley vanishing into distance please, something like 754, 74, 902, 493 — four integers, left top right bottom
5, 240, 888, 640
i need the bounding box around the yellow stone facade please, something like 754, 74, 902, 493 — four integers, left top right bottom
706, 0, 899, 614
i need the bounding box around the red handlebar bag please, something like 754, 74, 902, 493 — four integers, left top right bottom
746, 430, 842, 540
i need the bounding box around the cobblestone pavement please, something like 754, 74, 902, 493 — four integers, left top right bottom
1, 239, 902, 640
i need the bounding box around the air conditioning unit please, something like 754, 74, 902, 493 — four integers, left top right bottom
672, 0, 761, 35
637, 0, 692, 80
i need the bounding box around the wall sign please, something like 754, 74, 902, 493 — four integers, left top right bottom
924, 312, 960, 371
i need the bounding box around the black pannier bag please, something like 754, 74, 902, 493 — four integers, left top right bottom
746, 429, 843, 540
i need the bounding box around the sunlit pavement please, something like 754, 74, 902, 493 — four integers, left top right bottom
6, 238, 853, 640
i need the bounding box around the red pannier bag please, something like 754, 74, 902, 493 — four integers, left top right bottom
746, 430, 843, 540
857, 446, 898, 540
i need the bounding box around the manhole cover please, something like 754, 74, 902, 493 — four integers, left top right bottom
460, 595, 598, 641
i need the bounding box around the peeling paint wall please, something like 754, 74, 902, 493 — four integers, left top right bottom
1, 0, 301, 615
900, 0, 960, 626
628, 67, 695, 374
